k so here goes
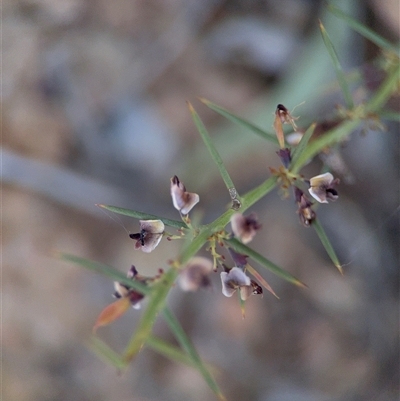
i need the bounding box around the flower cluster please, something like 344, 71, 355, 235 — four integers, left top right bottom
95, 103, 342, 330
177, 211, 265, 302
124, 175, 265, 309
272, 104, 340, 227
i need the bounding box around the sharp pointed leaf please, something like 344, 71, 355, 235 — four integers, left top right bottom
188, 102, 240, 210
163, 307, 226, 401
227, 238, 306, 287
97, 204, 187, 229
327, 3, 399, 55
319, 20, 354, 109
199, 97, 278, 144
312, 218, 343, 274
57, 253, 150, 295
246, 264, 279, 299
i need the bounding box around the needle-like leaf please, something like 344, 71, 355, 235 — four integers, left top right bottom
227, 238, 307, 287
319, 20, 354, 109
327, 3, 400, 55
57, 253, 150, 295
199, 97, 278, 144
163, 308, 226, 401
188, 102, 241, 210
312, 218, 343, 274
97, 204, 187, 229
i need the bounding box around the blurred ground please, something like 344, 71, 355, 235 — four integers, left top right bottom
3, 1, 399, 401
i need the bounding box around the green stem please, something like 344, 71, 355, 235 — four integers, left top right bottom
365, 63, 399, 112
123, 267, 179, 362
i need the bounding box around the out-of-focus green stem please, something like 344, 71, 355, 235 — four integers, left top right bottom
123, 267, 179, 362
365, 63, 399, 112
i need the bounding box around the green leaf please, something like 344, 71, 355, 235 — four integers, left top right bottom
163, 308, 226, 401
57, 253, 150, 295
97, 204, 187, 229
319, 20, 354, 109
123, 268, 179, 363
289, 123, 316, 171
199, 98, 278, 144
327, 3, 399, 55
146, 335, 198, 368
293, 119, 361, 171
227, 238, 306, 287
312, 218, 343, 274
188, 102, 241, 210
294, 62, 399, 171
88, 336, 128, 370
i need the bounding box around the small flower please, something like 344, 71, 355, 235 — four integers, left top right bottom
178, 257, 213, 292
308, 172, 339, 203
129, 220, 164, 253
294, 187, 316, 227
113, 266, 146, 309
220, 267, 262, 301
230, 212, 261, 244
170, 175, 200, 215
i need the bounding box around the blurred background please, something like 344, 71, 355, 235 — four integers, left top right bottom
3, 0, 399, 400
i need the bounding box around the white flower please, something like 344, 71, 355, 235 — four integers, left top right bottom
129, 220, 164, 253
308, 172, 339, 204
170, 175, 200, 215
220, 267, 261, 301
